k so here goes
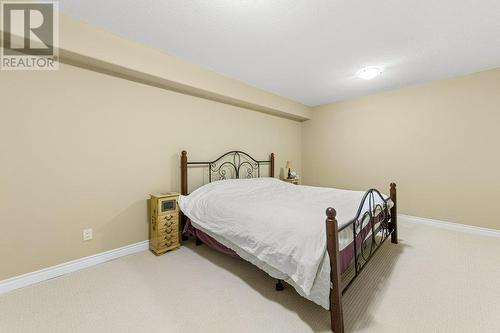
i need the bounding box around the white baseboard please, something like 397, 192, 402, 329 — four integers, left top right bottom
399, 214, 500, 238
0, 240, 149, 295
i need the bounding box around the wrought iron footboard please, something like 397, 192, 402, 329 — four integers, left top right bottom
339, 188, 395, 293
326, 183, 397, 333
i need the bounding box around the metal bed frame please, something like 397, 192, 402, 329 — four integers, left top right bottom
180, 150, 398, 333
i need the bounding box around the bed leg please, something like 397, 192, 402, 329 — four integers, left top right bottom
181, 151, 188, 242
195, 237, 203, 246
180, 212, 188, 242
270, 153, 275, 177
390, 183, 398, 244
326, 208, 344, 333
275, 279, 285, 291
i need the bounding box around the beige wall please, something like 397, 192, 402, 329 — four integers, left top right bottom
0, 63, 301, 280
302, 68, 500, 230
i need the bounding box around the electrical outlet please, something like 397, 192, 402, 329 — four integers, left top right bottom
83, 228, 93, 241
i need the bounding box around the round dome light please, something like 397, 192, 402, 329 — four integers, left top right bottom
356, 66, 383, 80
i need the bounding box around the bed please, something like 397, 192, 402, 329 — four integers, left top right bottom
179, 150, 398, 333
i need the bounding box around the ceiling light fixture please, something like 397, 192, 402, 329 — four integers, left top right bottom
356, 66, 383, 80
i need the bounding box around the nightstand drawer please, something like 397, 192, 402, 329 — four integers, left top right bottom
157, 215, 178, 230
152, 231, 179, 249
159, 224, 178, 235
158, 236, 179, 249
158, 232, 178, 242
157, 212, 178, 223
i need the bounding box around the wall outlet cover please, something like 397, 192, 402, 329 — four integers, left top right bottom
83, 228, 93, 241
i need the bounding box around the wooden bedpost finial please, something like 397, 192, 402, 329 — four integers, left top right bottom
326, 207, 337, 220
181, 150, 187, 157
390, 182, 397, 200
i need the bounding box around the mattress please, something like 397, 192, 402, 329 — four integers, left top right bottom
179, 178, 392, 309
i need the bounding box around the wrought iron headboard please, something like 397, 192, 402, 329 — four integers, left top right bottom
180, 150, 274, 195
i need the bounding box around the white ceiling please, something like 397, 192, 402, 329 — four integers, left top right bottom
60, 0, 500, 106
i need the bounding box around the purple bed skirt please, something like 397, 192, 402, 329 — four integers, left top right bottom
183, 214, 386, 274
183, 219, 238, 257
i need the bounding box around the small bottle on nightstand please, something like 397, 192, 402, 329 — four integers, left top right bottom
149, 192, 180, 255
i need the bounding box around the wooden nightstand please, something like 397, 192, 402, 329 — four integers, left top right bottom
150, 193, 181, 255
282, 178, 300, 185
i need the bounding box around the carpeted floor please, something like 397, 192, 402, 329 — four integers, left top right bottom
1, 220, 500, 333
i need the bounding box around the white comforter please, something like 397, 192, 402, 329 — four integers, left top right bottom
179, 178, 390, 309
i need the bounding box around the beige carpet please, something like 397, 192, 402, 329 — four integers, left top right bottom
1, 221, 500, 333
